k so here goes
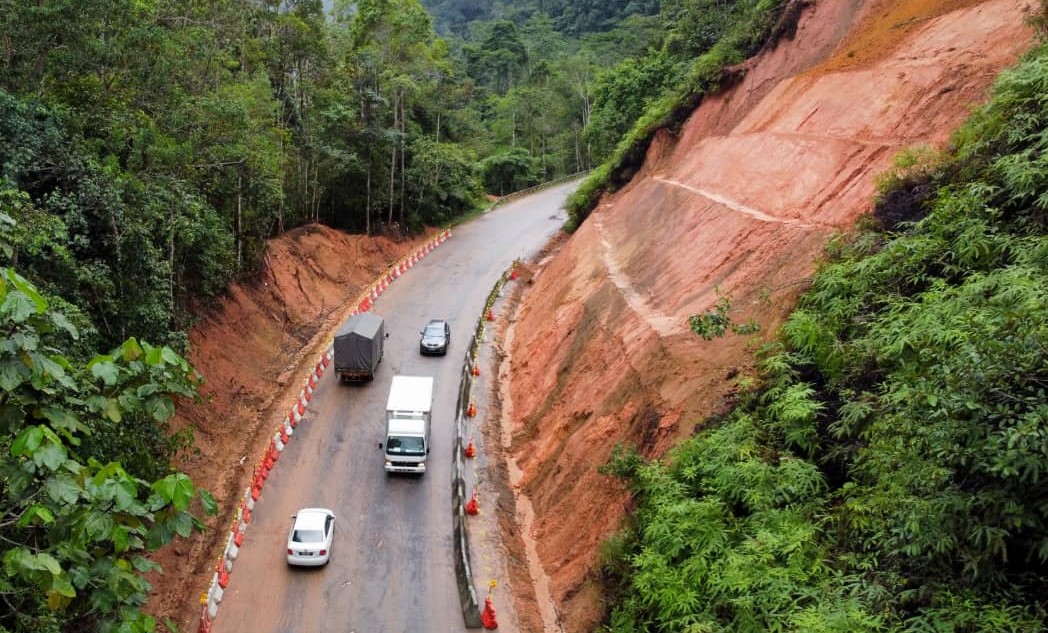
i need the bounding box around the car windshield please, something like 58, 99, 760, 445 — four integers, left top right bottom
386, 436, 426, 456
424, 324, 444, 336
292, 528, 324, 544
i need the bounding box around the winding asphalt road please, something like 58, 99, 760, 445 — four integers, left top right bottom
213, 182, 575, 633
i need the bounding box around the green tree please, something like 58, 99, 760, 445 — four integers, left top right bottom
0, 261, 216, 633
405, 137, 481, 226
347, 0, 448, 228
477, 146, 541, 194
465, 20, 529, 94
587, 51, 675, 161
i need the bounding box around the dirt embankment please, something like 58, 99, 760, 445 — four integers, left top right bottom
147, 224, 432, 627
499, 0, 1038, 630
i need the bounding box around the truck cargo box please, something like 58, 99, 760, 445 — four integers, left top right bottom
333, 312, 384, 382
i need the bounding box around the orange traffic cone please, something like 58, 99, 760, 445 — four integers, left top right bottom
472, 365, 480, 376
486, 309, 495, 321
464, 437, 476, 459
481, 596, 498, 629
465, 490, 479, 515
509, 268, 518, 281
467, 402, 477, 417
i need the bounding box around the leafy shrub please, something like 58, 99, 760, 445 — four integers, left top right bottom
0, 263, 216, 633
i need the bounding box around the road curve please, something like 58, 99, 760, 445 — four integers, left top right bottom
213, 182, 575, 633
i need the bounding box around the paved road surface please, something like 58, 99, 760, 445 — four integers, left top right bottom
214, 183, 574, 633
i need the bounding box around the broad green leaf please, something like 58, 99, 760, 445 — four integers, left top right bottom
145, 346, 163, 365
8, 553, 64, 574
1, 290, 38, 322
0, 358, 28, 390
84, 511, 115, 541
93, 461, 126, 483
147, 521, 175, 550
119, 338, 144, 362
17, 505, 56, 527
117, 392, 142, 413
169, 511, 194, 538
90, 360, 120, 386
199, 489, 218, 515
49, 311, 80, 339
47, 584, 75, 610
152, 474, 194, 511
11, 426, 44, 456
145, 397, 174, 422
112, 526, 130, 553
3, 547, 33, 577
42, 406, 85, 434
131, 556, 161, 574
85, 394, 110, 413
11, 330, 38, 351
45, 476, 82, 504
49, 573, 76, 598
34, 441, 67, 471
160, 347, 182, 366
112, 480, 138, 511
95, 474, 137, 511
7, 270, 48, 312
104, 398, 123, 423
36, 354, 70, 384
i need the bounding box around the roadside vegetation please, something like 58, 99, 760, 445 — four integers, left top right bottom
598, 29, 1048, 632
0, 221, 216, 633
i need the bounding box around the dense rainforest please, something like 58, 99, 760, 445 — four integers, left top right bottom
0, 0, 737, 354
0, 1, 752, 631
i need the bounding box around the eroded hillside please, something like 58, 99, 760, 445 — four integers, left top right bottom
496, 0, 1038, 630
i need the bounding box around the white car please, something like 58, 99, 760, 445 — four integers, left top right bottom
286, 508, 335, 566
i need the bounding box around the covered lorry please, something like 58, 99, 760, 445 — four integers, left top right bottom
381, 375, 433, 474
333, 312, 385, 382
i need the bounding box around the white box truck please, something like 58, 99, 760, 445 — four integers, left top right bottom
381, 375, 433, 474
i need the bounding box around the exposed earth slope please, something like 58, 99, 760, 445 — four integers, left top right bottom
497, 0, 1037, 630
147, 225, 434, 627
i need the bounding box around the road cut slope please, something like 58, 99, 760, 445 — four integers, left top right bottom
499, 0, 1038, 629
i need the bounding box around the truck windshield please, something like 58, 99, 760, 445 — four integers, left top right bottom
386, 436, 425, 456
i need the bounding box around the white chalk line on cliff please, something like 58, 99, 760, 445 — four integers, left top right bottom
656, 177, 815, 228
594, 214, 683, 337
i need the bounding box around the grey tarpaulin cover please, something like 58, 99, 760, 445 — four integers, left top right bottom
333, 312, 384, 375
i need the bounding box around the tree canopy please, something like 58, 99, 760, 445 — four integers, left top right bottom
0, 0, 683, 353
